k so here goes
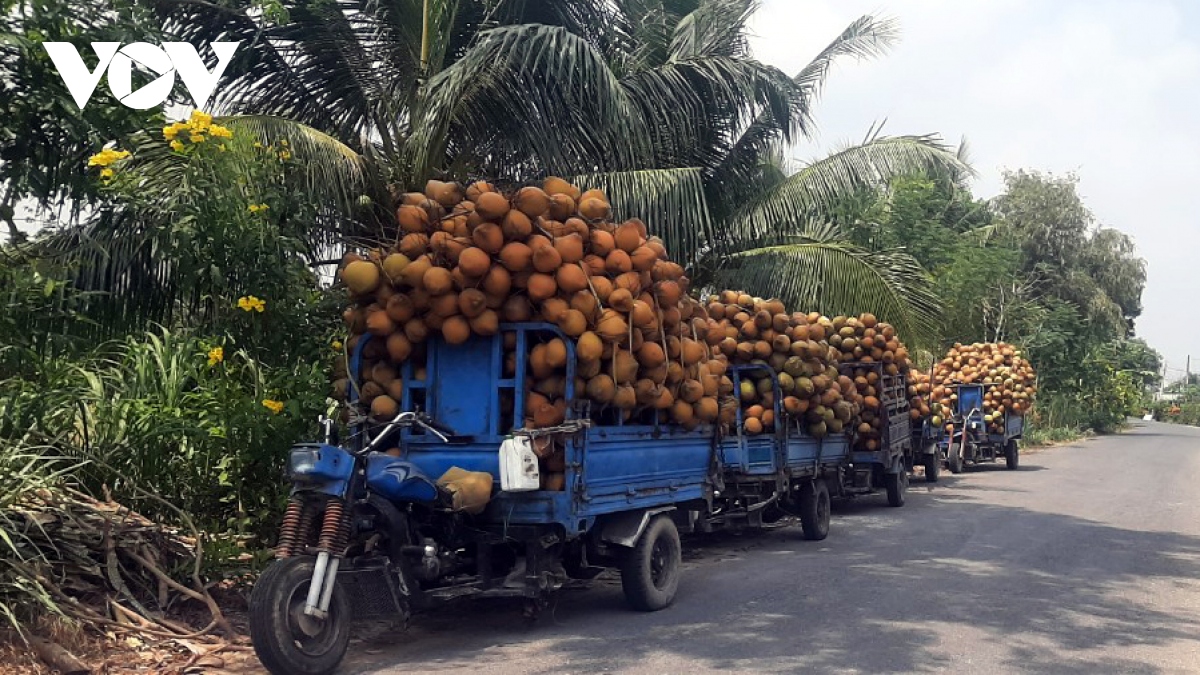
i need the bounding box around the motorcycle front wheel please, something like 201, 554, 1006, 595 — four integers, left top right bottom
250, 556, 351, 675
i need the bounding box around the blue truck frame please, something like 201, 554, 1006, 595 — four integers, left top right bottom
252, 324, 872, 674
390, 327, 851, 538
830, 362, 914, 507
708, 364, 851, 536
392, 323, 715, 537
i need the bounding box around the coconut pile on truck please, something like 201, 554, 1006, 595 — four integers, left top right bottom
330, 178, 933, 481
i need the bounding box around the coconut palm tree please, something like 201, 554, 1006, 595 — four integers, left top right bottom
49, 0, 968, 340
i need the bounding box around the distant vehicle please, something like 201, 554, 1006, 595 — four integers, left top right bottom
941, 383, 1024, 472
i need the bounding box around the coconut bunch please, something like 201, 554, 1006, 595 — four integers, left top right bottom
827, 314, 911, 371
330, 340, 411, 425
820, 313, 914, 452
932, 342, 1037, 433
843, 366, 891, 452
907, 369, 934, 422
335, 177, 724, 430
699, 292, 860, 438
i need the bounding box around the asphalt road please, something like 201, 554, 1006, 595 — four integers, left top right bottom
345, 421, 1200, 674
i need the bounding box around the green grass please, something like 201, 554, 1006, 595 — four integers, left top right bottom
1024, 425, 1085, 447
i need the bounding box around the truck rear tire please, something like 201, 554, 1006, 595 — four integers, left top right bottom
947, 444, 963, 474
1005, 441, 1019, 470
250, 557, 351, 675
798, 479, 831, 541
924, 451, 940, 483
885, 470, 906, 507
620, 515, 681, 612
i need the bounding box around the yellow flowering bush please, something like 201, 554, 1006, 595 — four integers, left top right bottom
66, 104, 350, 541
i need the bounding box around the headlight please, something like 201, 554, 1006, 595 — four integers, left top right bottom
289, 447, 320, 479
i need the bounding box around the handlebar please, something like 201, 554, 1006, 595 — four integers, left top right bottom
422, 416, 456, 437
359, 411, 455, 455
947, 380, 999, 388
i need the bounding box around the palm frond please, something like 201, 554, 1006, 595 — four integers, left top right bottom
29, 210, 181, 338
405, 24, 653, 182
605, 0, 694, 73
706, 15, 898, 219
572, 167, 714, 268
717, 240, 941, 346
668, 0, 755, 60
153, 0, 420, 149
963, 223, 1001, 244
793, 15, 899, 111
956, 135, 974, 166
622, 55, 800, 169
223, 115, 381, 209
26, 116, 370, 336
730, 133, 973, 248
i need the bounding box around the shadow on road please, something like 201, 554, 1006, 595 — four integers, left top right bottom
346, 480, 1200, 675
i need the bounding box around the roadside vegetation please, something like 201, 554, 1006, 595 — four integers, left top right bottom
1149, 375, 1200, 427
0, 0, 1158, 665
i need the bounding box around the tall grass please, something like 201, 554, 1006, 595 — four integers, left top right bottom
1, 327, 328, 535
0, 442, 82, 632
0, 325, 330, 631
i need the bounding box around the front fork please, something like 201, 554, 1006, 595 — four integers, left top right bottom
275, 495, 351, 619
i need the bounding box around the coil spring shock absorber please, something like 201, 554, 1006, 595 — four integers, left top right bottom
317, 498, 350, 555
275, 498, 303, 559
303, 497, 351, 617
276, 498, 322, 559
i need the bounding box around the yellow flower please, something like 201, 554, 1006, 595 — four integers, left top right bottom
237, 295, 266, 312
163, 122, 187, 141
331, 340, 343, 351
188, 109, 213, 130
209, 124, 233, 139
99, 167, 114, 179
279, 139, 289, 147
262, 399, 284, 415
247, 203, 269, 214
278, 150, 292, 160
189, 133, 206, 143
207, 346, 224, 366
87, 147, 131, 167
170, 139, 185, 152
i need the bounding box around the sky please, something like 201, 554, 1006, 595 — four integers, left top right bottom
747, 0, 1200, 381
